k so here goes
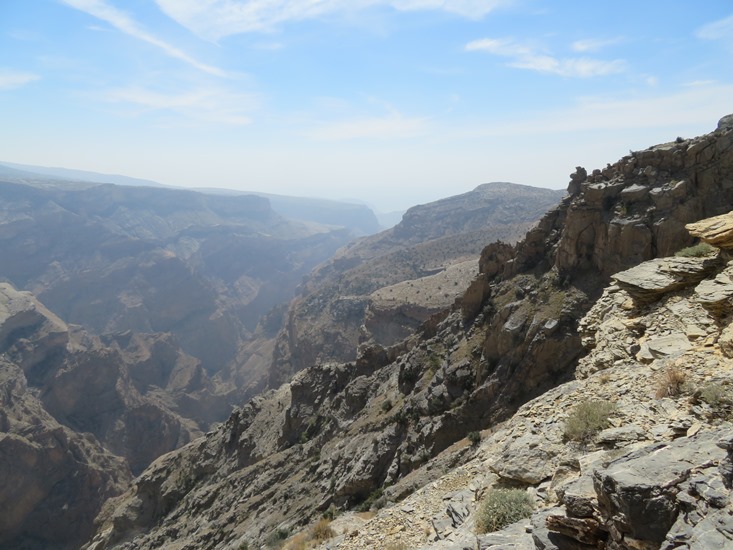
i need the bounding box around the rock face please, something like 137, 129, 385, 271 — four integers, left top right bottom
82, 118, 733, 549
269, 182, 564, 386
317, 208, 733, 550
0, 179, 356, 409
687, 210, 733, 249
0, 285, 131, 550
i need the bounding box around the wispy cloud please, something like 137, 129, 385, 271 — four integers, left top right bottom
696, 14, 733, 41
571, 36, 625, 53
155, 0, 508, 40
308, 111, 428, 140
465, 37, 626, 77
61, 0, 228, 77
100, 85, 257, 125
0, 69, 40, 91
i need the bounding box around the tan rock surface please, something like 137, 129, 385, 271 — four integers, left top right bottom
686, 210, 733, 249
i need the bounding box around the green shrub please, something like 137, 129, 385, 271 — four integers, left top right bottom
475, 488, 533, 533
467, 431, 481, 446
564, 400, 616, 442
675, 242, 717, 257
699, 382, 733, 417
381, 399, 393, 412
322, 504, 337, 520
356, 488, 385, 512
266, 528, 289, 549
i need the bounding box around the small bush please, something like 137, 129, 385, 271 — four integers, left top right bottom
675, 242, 717, 258
381, 399, 393, 412
475, 488, 533, 533
266, 528, 290, 549
322, 504, 337, 520
655, 366, 687, 398
564, 400, 616, 442
310, 518, 335, 543
467, 431, 481, 446
699, 382, 733, 417
356, 488, 384, 512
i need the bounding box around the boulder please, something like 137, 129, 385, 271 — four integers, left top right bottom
686, 211, 733, 250
612, 256, 722, 304
694, 265, 733, 315
593, 430, 731, 548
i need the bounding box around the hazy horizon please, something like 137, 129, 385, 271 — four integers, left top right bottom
2, 1, 732, 210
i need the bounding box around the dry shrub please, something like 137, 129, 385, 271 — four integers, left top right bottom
564, 400, 616, 442
310, 519, 335, 543
475, 488, 533, 533
655, 366, 687, 398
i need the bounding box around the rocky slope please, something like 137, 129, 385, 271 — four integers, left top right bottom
0, 180, 356, 420
269, 182, 564, 386
0, 284, 132, 550
82, 117, 733, 550
323, 211, 733, 549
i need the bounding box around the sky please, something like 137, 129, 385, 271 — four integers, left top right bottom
1, 1, 733, 211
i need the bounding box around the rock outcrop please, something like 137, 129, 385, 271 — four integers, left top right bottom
311, 207, 733, 550
269, 182, 564, 386
82, 118, 733, 549
0, 285, 131, 550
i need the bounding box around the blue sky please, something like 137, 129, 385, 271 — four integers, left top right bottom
1, 1, 732, 210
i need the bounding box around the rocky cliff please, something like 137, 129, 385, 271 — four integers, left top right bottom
0, 181, 357, 430
0, 284, 132, 550
81, 117, 733, 550
269, 182, 564, 386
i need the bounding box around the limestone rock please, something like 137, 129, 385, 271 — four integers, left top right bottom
719, 324, 733, 359
593, 430, 730, 548
687, 210, 733, 249
694, 264, 733, 315
612, 256, 721, 304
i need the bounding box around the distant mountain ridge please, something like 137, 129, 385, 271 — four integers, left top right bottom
0, 161, 381, 235
0, 160, 167, 188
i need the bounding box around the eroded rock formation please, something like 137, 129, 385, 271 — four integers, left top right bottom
83, 117, 733, 549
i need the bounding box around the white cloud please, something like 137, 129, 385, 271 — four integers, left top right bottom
697, 14, 733, 41
308, 111, 428, 140
571, 37, 625, 53
101, 86, 257, 125
466, 37, 626, 78
61, 0, 228, 76
0, 69, 40, 91
154, 0, 508, 40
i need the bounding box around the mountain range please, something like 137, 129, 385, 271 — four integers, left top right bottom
2, 115, 733, 550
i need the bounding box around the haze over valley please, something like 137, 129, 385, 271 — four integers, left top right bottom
2, 2, 733, 550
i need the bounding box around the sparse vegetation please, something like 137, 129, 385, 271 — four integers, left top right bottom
675, 242, 717, 257
467, 431, 481, 446
266, 528, 290, 549
322, 504, 338, 520
309, 518, 335, 543
698, 382, 733, 418
564, 400, 616, 442
475, 488, 533, 533
655, 366, 687, 398
381, 398, 393, 412
356, 487, 386, 512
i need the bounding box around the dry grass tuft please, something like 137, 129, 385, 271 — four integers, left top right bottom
655, 366, 687, 398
